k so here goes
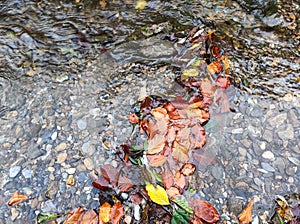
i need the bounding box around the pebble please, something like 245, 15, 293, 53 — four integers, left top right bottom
9, 166, 21, 178
238, 147, 247, 157
288, 157, 300, 166
232, 128, 243, 134
22, 169, 32, 179
83, 158, 94, 170
51, 131, 58, 141
262, 151, 275, 160
133, 205, 141, 221
57, 152, 68, 164
77, 119, 87, 130
55, 142, 67, 151
268, 113, 287, 127
278, 124, 294, 140
262, 129, 273, 142
261, 162, 275, 172
10, 208, 19, 221
66, 168, 76, 175
211, 165, 224, 180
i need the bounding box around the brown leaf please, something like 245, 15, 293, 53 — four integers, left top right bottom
101, 164, 120, 187
174, 171, 186, 190
118, 176, 134, 192
180, 163, 196, 176
148, 154, 167, 167
166, 186, 181, 199
238, 198, 254, 224
130, 193, 143, 205
128, 113, 139, 123
162, 163, 174, 189
200, 79, 216, 97
189, 198, 220, 223
216, 76, 230, 89
207, 60, 223, 75
92, 176, 110, 190
147, 134, 166, 154
7, 192, 28, 206
99, 202, 111, 223
110, 202, 125, 224
172, 141, 189, 163
190, 124, 206, 148
80, 209, 98, 224
64, 207, 85, 224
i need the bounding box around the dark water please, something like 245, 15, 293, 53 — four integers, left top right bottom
0, 0, 299, 222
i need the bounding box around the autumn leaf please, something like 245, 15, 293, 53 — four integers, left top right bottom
172, 141, 189, 163
166, 186, 181, 199
128, 113, 139, 123
100, 164, 120, 187
189, 124, 206, 148
110, 202, 124, 224
188, 198, 220, 223
216, 76, 230, 89
148, 154, 167, 167
118, 176, 134, 192
135, 0, 147, 10
7, 192, 28, 206
147, 134, 165, 154
146, 183, 170, 205
207, 60, 223, 75
182, 68, 199, 77
180, 163, 196, 176
80, 209, 98, 224
162, 163, 174, 189
221, 55, 230, 74
174, 171, 186, 190
200, 79, 216, 97
64, 207, 85, 224
92, 176, 109, 190
238, 198, 254, 223
99, 202, 111, 223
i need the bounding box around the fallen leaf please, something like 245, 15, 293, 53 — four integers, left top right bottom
101, 164, 120, 187
80, 209, 98, 224
130, 193, 143, 205
190, 124, 206, 148
99, 202, 111, 223
172, 197, 194, 214
148, 154, 167, 167
37, 212, 61, 224
118, 176, 134, 192
92, 176, 109, 190
110, 202, 124, 224
207, 60, 223, 75
221, 55, 230, 74
7, 192, 28, 206
174, 171, 186, 189
162, 163, 174, 189
147, 134, 166, 154
171, 209, 191, 224
64, 207, 85, 224
238, 198, 254, 223
188, 198, 220, 223
135, 0, 147, 10
172, 141, 189, 163
200, 79, 216, 97
180, 163, 196, 176
128, 113, 139, 123
216, 76, 230, 89
146, 183, 170, 205
182, 68, 199, 77
166, 186, 181, 199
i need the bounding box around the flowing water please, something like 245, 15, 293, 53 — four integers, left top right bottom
0, 0, 299, 223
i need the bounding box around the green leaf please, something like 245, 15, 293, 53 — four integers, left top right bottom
173, 197, 194, 214
37, 212, 61, 223
171, 209, 190, 224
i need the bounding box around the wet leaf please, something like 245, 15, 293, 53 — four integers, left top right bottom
174, 171, 186, 189
207, 60, 223, 75
80, 209, 98, 224
190, 124, 206, 148
146, 183, 170, 205
135, 0, 147, 10
200, 79, 216, 97
148, 154, 167, 167
182, 68, 199, 77
173, 197, 194, 214
37, 212, 61, 224
101, 164, 119, 187
221, 55, 230, 74
110, 202, 124, 224
118, 176, 134, 192
172, 141, 189, 163
64, 207, 85, 224
128, 113, 139, 123
92, 176, 109, 190
7, 192, 28, 206
216, 76, 230, 89
238, 198, 254, 223
180, 163, 196, 176
99, 202, 111, 223
130, 193, 143, 205
147, 134, 165, 154
166, 186, 181, 199
162, 163, 174, 189
188, 198, 220, 223
171, 209, 191, 224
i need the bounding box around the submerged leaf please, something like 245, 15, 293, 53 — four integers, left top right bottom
110, 202, 124, 224
182, 68, 199, 77
148, 154, 167, 167
80, 210, 98, 224
37, 212, 61, 224
99, 202, 111, 223
171, 209, 191, 224
146, 183, 170, 205
172, 141, 189, 163
64, 207, 85, 224
173, 197, 194, 214
238, 198, 254, 224
7, 192, 28, 206
207, 60, 223, 75
189, 198, 220, 223
147, 134, 165, 154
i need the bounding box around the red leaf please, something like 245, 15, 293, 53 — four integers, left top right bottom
162, 163, 174, 189
190, 124, 206, 148
128, 113, 139, 123
110, 202, 125, 224
148, 154, 167, 167
92, 176, 110, 190
64, 207, 85, 224
188, 198, 220, 223
101, 164, 119, 187
216, 76, 230, 89
174, 171, 186, 190
130, 193, 143, 205
207, 60, 223, 75
118, 176, 134, 192
80, 209, 98, 224
166, 186, 181, 199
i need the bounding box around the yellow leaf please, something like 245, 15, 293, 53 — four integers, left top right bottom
188, 42, 201, 50
99, 202, 111, 223
238, 198, 254, 223
182, 68, 199, 77
135, 0, 147, 10
146, 183, 170, 205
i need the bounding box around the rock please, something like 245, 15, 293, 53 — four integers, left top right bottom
268, 113, 287, 127
262, 151, 275, 160
55, 142, 67, 151
83, 158, 94, 170
261, 162, 275, 172
77, 119, 87, 130
57, 152, 68, 164
232, 128, 244, 134
66, 168, 76, 175
288, 157, 300, 166
262, 129, 273, 142
211, 165, 224, 180
51, 131, 58, 141
278, 124, 294, 140
9, 166, 21, 178
238, 147, 247, 157
22, 169, 32, 179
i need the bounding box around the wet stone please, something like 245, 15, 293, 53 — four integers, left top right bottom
9, 166, 21, 178
22, 169, 32, 179
211, 165, 224, 180
278, 124, 294, 140
268, 113, 287, 127
77, 119, 87, 130
83, 158, 94, 170
55, 142, 67, 151
262, 129, 273, 142
261, 162, 275, 172
262, 151, 275, 160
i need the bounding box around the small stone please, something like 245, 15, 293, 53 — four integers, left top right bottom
83, 158, 94, 170
67, 175, 74, 186
22, 169, 32, 179
288, 157, 300, 166
278, 124, 294, 140
259, 141, 267, 150
211, 165, 224, 180
232, 128, 243, 134
66, 168, 76, 175
77, 119, 87, 130
261, 162, 275, 172
268, 113, 287, 127
254, 177, 264, 187
55, 142, 67, 151
57, 152, 68, 164
9, 166, 21, 178
134, 205, 141, 221
10, 208, 19, 221
262, 151, 275, 160
89, 108, 100, 116
51, 132, 58, 141
262, 129, 273, 142
48, 167, 55, 172
238, 147, 247, 157
124, 216, 132, 224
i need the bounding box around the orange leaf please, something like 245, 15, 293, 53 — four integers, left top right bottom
189, 198, 220, 223
174, 171, 186, 189
128, 113, 139, 123
190, 124, 206, 148
7, 192, 28, 206
162, 163, 174, 189
110, 202, 124, 224
147, 134, 165, 154
166, 186, 181, 199
180, 163, 196, 176
216, 76, 230, 89
238, 198, 254, 224
207, 60, 223, 75
80, 209, 98, 224
221, 55, 230, 74
200, 79, 216, 97
172, 141, 189, 163
100, 164, 120, 187
99, 202, 111, 223
64, 207, 85, 224
148, 154, 167, 167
